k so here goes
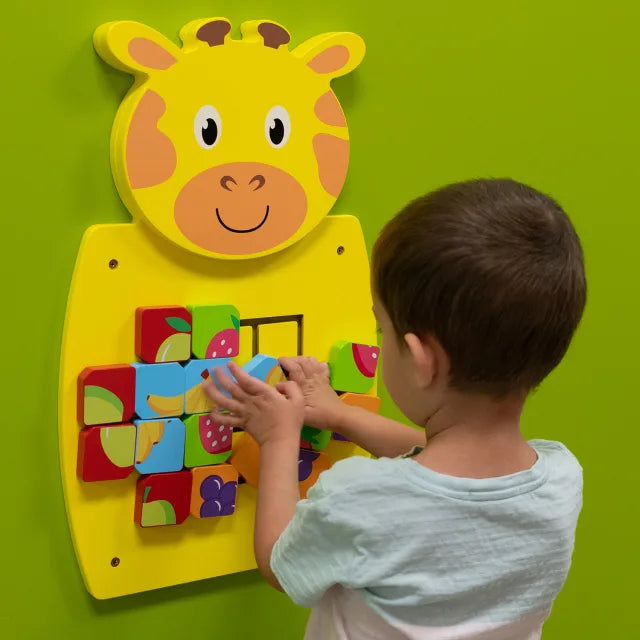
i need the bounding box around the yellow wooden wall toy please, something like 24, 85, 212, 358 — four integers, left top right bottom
59, 17, 378, 599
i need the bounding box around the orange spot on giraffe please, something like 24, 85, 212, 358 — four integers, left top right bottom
313, 134, 349, 197
128, 38, 177, 70
307, 46, 350, 74
126, 91, 177, 189
314, 92, 346, 127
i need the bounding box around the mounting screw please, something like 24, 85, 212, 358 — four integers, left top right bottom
337, 246, 345, 255
108, 259, 119, 270
111, 557, 120, 567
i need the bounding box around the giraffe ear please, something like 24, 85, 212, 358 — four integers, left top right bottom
293, 32, 365, 79
94, 21, 181, 76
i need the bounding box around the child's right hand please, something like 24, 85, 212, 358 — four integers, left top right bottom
278, 356, 345, 431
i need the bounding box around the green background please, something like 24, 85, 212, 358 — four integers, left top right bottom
1, 1, 637, 637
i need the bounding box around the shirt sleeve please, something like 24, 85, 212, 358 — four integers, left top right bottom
270, 470, 366, 607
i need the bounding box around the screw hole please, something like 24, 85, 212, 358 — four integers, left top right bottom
108, 259, 119, 270
337, 246, 345, 255
111, 557, 120, 567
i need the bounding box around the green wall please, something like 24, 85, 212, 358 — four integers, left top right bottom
1, 1, 637, 637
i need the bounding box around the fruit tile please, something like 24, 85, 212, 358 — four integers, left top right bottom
298, 449, 331, 499
134, 418, 186, 474
132, 362, 185, 419
189, 304, 240, 359
190, 464, 238, 518
230, 434, 331, 499
135, 306, 192, 364
77, 424, 136, 481
300, 425, 331, 451
329, 340, 380, 393
78, 364, 136, 426
134, 471, 192, 527
183, 414, 232, 468
242, 353, 285, 386
183, 358, 231, 414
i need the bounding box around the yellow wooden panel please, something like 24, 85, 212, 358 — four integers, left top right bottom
238, 325, 255, 363
259, 321, 299, 358
59, 215, 374, 599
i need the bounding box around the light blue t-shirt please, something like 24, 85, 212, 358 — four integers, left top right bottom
271, 440, 582, 640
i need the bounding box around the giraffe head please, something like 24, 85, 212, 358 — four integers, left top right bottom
94, 19, 365, 259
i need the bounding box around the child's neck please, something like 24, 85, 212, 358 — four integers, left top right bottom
413, 390, 537, 479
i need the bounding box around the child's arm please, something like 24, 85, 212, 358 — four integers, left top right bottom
204, 363, 303, 590
253, 437, 299, 590
279, 357, 425, 458
331, 405, 425, 458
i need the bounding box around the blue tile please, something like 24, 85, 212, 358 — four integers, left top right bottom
134, 418, 186, 474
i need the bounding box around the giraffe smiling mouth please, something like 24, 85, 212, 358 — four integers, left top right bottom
215, 206, 270, 234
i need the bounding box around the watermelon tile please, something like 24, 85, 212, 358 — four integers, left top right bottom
329, 340, 379, 393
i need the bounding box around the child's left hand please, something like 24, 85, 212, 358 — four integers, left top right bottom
203, 361, 304, 447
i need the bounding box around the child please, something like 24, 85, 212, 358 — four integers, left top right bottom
205, 178, 585, 639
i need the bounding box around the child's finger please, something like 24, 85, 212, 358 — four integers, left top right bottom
278, 357, 304, 383
276, 380, 304, 403
203, 380, 243, 413
299, 357, 320, 378
203, 379, 227, 405
228, 361, 271, 395
204, 381, 244, 414
211, 410, 245, 428
212, 366, 247, 401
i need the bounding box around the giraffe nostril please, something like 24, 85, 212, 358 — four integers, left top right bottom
249, 175, 266, 191
220, 175, 237, 192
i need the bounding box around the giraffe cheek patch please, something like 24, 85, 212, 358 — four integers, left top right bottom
127, 91, 177, 189
314, 92, 346, 127
313, 134, 349, 198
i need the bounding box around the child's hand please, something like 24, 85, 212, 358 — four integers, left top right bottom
204, 361, 304, 448
278, 356, 344, 431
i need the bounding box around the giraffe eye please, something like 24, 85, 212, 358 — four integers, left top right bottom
194, 106, 222, 149
265, 106, 290, 148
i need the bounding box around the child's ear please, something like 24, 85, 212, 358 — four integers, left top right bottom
292, 32, 365, 79
94, 21, 181, 77
404, 333, 439, 389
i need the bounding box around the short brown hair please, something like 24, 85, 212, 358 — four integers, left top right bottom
372, 179, 586, 395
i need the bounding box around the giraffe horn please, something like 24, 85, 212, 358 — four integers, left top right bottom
196, 20, 231, 46
257, 22, 290, 49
